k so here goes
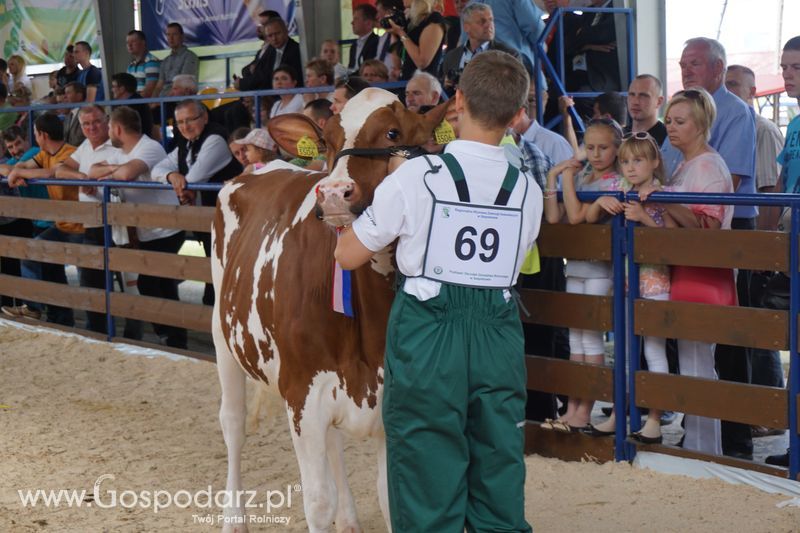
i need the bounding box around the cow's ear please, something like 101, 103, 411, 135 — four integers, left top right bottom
398, 99, 454, 147
268, 113, 327, 158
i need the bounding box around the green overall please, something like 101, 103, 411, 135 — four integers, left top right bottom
383, 154, 532, 533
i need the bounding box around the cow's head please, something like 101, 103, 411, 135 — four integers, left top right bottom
269, 88, 451, 227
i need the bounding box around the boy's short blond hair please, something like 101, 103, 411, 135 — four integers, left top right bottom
458, 51, 529, 130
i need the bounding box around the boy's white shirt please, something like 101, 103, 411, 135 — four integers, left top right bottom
352, 139, 544, 301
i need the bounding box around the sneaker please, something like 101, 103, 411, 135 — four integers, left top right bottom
1, 304, 42, 320
660, 411, 678, 426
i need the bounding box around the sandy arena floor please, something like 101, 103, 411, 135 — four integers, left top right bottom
1, 322, 799, 532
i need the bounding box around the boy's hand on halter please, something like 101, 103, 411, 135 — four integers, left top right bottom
595, 195, 623, 215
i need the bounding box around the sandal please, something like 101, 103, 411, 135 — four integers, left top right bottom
552, 420, 578, 433
630, 431, 663, 445
582, 424, 615, 437
539, 418, 556, 430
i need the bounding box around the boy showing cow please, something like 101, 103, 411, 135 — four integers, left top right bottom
336, 50, 541, 532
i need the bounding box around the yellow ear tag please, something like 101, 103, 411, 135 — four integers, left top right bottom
434, 120, 456, 145
296, 136, 319, 158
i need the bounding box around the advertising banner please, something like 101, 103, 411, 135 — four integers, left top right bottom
0, 0, 98, 64
141, 0, 296, 49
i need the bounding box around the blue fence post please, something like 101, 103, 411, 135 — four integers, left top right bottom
28, 112, 34, 148
102, 186, 114, 341
612, 207, 628, 461
626, 218, 642, 457
790, 204, 799, 480
160, 102, 168, 146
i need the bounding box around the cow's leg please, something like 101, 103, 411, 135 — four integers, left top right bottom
375, 433, 391, 532
326, 427, 361, 532
215, 333, 249, 532
288, 407, 338, 533
246, 380, 271, 433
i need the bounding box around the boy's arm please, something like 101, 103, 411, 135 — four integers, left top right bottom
334, 227, 375, 270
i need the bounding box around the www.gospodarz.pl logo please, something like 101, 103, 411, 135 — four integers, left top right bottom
17, 473, 300, 524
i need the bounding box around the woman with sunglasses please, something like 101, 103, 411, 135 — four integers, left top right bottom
541, 117, 624, 433
640, 87, 734, 455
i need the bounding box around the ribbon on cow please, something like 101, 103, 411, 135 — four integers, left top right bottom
333, 229, 355, 318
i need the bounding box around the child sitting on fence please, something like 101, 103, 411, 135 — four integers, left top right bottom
541, 117, 624, 433
232, 128, 277, 174
582, 131, 676, 443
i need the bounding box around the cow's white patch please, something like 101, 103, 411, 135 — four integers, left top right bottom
253, 159, 310, 174
217, 182, 245, 266
294, 370, 384, 440
325, 88, 399, 186
370, 246, 395, 277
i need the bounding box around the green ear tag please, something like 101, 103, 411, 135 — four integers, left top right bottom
297, 136, 319, 158
434, 120, 456, 145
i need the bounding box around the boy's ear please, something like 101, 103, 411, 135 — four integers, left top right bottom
454, 89, 466, 115
507, 106, 526, 130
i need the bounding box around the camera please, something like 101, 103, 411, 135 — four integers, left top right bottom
380, 10, 407, 30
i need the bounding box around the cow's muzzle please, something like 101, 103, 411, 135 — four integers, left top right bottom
315, 179, 361, 227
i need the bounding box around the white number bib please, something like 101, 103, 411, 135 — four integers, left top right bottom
423, 200, 523, 288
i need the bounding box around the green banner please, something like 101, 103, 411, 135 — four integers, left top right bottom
0, 0, 98, 64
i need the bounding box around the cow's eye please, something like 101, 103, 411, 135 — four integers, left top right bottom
386, 129, 400, 141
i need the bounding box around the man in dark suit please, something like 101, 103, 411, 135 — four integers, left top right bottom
348, 4, 380, 73
440, 3, 521, 96
63, 81, 86, 147
237, 16, 303, 91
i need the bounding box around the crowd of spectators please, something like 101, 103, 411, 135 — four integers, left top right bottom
0, 2, 797, 466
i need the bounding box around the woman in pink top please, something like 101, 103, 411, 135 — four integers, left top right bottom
642, 88, 734, 455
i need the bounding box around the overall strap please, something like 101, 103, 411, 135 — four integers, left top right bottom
494, 164, 520, 206
439, 153, 470, 202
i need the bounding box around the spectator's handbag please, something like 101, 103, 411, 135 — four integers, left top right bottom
669, 266, 737, 306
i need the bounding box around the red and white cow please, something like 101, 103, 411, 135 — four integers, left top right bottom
212, 88, 450, 532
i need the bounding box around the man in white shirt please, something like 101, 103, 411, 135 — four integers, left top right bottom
54, 104, 118, 333
90, 106, 187, 349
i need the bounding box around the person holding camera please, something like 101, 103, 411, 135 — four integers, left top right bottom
384, 0, 446, 80
440, 2, 520, 97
